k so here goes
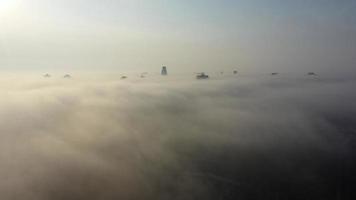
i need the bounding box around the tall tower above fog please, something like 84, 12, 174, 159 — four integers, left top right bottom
161, 66, 168, 75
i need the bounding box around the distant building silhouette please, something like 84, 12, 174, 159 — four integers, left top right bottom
161, 66, 167, 75
196, 72, 209, 79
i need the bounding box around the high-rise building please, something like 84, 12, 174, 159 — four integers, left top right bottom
161, 66, 168, 75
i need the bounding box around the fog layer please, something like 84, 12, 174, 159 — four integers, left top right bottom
1, 75, 356, 200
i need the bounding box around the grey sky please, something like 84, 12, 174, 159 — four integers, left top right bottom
0, 0, 355, 74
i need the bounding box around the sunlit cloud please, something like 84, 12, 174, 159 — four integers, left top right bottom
0, 75, 355, 199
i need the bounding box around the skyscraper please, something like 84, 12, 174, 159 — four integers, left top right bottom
161, 66, 167, 75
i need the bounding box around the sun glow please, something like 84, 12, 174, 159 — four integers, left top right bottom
0, 0, 20, 13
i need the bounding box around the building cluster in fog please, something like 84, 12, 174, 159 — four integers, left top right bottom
42, 66, 318, 81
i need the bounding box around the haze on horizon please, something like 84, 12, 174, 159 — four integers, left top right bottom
0, 0, 355, 75
2, 1, 356, 200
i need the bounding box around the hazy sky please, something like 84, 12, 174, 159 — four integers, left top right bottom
0, 0, 355, 74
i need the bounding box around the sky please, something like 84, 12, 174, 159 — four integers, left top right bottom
0, 0, 355, 74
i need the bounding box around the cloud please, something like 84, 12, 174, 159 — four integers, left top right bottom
0, 75, 355, 200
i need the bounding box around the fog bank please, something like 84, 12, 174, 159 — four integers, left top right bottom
1, 75, 356, 200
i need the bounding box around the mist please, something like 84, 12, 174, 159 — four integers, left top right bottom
1, 74, 355, 200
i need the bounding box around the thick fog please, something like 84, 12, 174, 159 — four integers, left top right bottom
0, 74, 356, 200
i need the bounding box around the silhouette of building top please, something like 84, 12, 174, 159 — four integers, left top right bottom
161, 66, 167, 75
